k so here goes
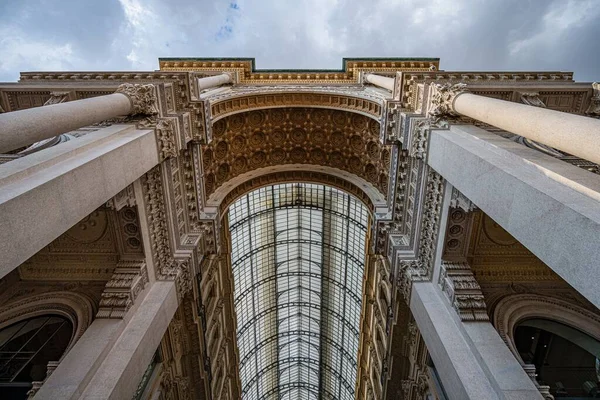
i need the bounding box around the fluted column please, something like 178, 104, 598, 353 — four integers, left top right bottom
197, 73, 232, 92
0, 83, 157, 153
364, 73, 395, 91
429, 83, 600, 164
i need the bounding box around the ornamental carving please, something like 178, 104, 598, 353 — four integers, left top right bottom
519, 92, 546, 108
203, 108, 390, 198
427, 83, 468, 118
97, 260, 149, 319
418, 169, 445, 272
438, 262, 488, 321
115, 83, 158, 115
585, 82, 600, 117
155, 118, 178, 160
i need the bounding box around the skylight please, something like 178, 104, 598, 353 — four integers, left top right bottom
228, 183, 369, 400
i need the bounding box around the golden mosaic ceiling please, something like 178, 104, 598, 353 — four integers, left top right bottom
202, 108, 391, 199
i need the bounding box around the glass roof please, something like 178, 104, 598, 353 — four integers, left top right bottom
228, 183, 369, 400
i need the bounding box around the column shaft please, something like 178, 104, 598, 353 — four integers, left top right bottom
34, 319, 123, 399
197, 73, 232, 91
453, 92, 600, 164
0, 93, 132, 153
79, 281, 178, 400
428, 124, 600, 309
411, 282, 542, 400
365, 73, 394, 91
0, 124, 159, 278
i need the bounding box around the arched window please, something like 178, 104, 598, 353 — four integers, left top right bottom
0, 315, 73, 399
514, 318, 600, 398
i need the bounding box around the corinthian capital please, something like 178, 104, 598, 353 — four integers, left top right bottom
116, 83, 158, 115
428, 83, 468, 118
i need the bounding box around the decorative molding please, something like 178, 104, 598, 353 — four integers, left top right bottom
439, 261, 489, 321
105, 184, 136, 211
585, 82, 600, 117
0, 291, 95, 352
210, 91, 383, 122
519, 91, 546, 108
97, 260, 148, 318
449, 187, 476, 213
116, 83, 158, 115
397, 260, 428, 304
203, 108, 389, 201
427, 83, 468, 118
407, 117, 449, 160
155, 118, 178, 160
44, 91, 70, 105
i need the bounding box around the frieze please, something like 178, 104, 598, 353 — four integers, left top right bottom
586, 82, 600, 117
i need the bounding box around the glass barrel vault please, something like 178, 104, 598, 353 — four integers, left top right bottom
228, 183, 370, 400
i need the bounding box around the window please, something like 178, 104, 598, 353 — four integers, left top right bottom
228, 183, 369, 400
0, 315, 73, 399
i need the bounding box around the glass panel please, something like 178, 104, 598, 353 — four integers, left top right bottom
0, 315, 73, 387
229, 183, 368, 399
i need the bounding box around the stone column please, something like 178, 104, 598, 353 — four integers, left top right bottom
197, 73, 232, 92
34, 281, 177, 400
428, 124, 600, 309
0, 124, 160, 279
0, 83, 156, 153
364, 73, 395, 91
78, 281, 178, 400
410, 282, 543, 400
429, 83, 600, 164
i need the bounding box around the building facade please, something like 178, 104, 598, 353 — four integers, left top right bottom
0, 58, 599, 400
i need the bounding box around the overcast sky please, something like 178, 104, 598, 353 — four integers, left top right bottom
1, 0, 599, 82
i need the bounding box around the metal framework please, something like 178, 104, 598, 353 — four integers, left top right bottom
228, 183, 369, 400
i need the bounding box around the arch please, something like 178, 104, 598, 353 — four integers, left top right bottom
492, 293, 600, 363
208, 164, 388, 219
208, 89, 384, 126
0, 291, 96, 356
202, 107, 392, 206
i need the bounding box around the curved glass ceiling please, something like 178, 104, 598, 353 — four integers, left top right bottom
228, 183, 369, 400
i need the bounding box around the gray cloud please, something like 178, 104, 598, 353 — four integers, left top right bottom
0, 0, 598, 82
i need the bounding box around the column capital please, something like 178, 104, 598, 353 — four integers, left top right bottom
428, 82, 469, 118
116, 83, 158, 115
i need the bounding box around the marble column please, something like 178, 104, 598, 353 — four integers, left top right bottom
364, 73, 395, 91
197, 73, 232, 92
34, 281, 177, 400
0, 83, 156, 153
78, 281, 178, 400
428, 124, 600, 309
410, 282, 542, 400
0, 124, 160, 279
430, 83, 600, 164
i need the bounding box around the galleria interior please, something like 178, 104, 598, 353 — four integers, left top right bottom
0, 58, 599, 400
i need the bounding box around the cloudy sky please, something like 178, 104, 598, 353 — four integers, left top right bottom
1, 0, 599, 82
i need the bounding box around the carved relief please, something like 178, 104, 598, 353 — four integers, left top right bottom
427, 83, 468, 118
115, 83, 158, 115
468, 212, 559, 282
18, 208, 119, 282
585, 82, 600, 117
442, 207, 474, 263
202, 108, 390, 199
439, 262, 489, 321
97, 260, 148, 318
